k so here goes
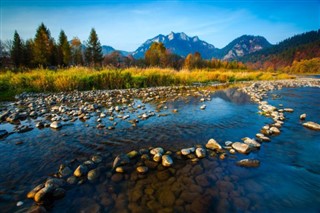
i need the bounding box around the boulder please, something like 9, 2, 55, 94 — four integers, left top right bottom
195, 147, 206, 158
270, 126, 280, 134
205, 138, 222, 150
112, 154, 130, 169
73, 165, 88, 177
300, 113, 306, 120
236, 159, 260, 168
243, 137, 261, 148
162, 155, 173, 167
50, 121, 62, 129
303, 121, 320, 130
231, 142, 250, 154
181, 147, 195, 155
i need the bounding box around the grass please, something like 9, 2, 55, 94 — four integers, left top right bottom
0, 67, 295, 101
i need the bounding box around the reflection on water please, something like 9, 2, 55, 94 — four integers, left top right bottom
0, 88, 320, 212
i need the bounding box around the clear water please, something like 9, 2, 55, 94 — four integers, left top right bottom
0, 87, 319, 212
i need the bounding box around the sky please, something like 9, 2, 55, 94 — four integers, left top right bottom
1, 0, 319, 51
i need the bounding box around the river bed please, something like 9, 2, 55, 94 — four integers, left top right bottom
0, 80, 319, 213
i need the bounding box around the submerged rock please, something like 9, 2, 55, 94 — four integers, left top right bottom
112, 154, 130, 169
303, 121, 320, 130
236, 159, 260, 168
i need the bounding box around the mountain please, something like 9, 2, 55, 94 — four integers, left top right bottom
220, 35, 272, 60
132, 32, 219, 59
242, 29, 320, 69
132, 32, 271, 60
102, 45, 131, 56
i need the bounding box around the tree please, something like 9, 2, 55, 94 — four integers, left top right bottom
145, 42, 167, 67
85, 28, 103, 67
23, 39, 34, 68
70, 37, 83, 66
10, 31, 24, 68
57, 30, 71, 67
32, 23, 55, 67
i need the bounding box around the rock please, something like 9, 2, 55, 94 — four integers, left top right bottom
50, 121, 62, 129
270, 126, 280, 134
27, 184, 45, 199
243, 137, 261, 148
52, 188, 66, 199
0, 130, 8, 138
181, 147, 195, 155
127, 150, 139, 159
136, 166, 148, 174
229, 149, 236, 154
34, 185, 54, 202
111, 173, 123, 183
300, 113, 306, 120
115, 167, 125, 173
303, 121, 320, 130
73, 165, 88, 177
153, 153, 162, 162
67, 176, 77, 185
144, 160, 158, 169
16, 201, 23, 207
236, 159, 260, 168
231, 142, 250, 154
45, 178, 65, 188
284, 108, 294, 112
91, 155, 102, 163
195, 147, 206, 158
59, 165, 72, 177
87, 168, 100, 181
162, 155, 173, 167
225, 141, 233, 146
256, 133, 271, 142
112, 154, 130, 169
158, 188, 176, 207
206, 138, 222, 150
200, 105, 206, 110
150, 147, 164, 155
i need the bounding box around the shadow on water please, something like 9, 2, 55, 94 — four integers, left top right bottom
0, 87, 320, 212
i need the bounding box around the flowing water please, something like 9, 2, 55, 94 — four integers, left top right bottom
0, 86, 319, 213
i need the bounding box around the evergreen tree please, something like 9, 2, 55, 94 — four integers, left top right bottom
57, 30, 71, 67
10, 31, 24, 68
33, 23, 54, 67
85, 28, 103, 67
23, 39, 34, 68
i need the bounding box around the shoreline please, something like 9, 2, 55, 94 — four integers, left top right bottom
1, 77, 320, 212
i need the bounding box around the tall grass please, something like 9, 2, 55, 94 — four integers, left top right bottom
0, 67, 294, 100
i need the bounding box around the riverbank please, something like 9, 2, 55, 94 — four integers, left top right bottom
1, 77, 320, 212
0, 67, 295, 101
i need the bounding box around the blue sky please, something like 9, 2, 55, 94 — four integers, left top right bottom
1, 0, 319, 51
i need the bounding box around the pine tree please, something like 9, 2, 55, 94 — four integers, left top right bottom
85, 28, 103, 67
10, 30, 24, 68
23, 39, 34, 68
33, 23, 54, 67
57, 30, 71, 67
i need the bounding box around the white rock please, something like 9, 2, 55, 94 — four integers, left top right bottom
303, 121, 320, 130
150, 147, 164, 155
300, 113, 306, 120
50, 121, 62, 129
200, 105, 206, 110
181, 147, 195, 155
16, 201, 23, 207
243, 137, 261, 148
231, 142, 250, 154
162, 155, 173, 167
205, 138, 222, 150
195, 147, 206, 158
153, 153, 162, 162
